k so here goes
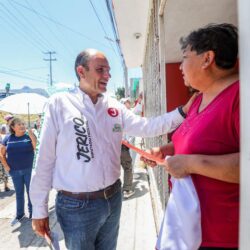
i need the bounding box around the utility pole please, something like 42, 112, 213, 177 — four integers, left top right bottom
105, 1, 129, 97
123, 64, 128, 97
43, 51, 56, 86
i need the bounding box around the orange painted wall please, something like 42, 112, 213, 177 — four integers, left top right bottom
165, 63, 190, 111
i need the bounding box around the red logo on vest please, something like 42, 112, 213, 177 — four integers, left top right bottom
107, 108, 119, 117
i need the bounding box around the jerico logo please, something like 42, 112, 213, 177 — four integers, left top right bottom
107, 108, 119, 117
73, 117, 94, 162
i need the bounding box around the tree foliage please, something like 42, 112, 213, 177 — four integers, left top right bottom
115, 87, 125, 100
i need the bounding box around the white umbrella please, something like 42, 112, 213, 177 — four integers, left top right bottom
54, 82, 74, 89
0, 93, 48, 126
46, 82, 74, 96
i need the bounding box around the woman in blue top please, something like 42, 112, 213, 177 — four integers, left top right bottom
0, 117, 37, 226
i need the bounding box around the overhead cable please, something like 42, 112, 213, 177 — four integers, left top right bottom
7, 0, 54, 50
0, 3, 47, 51
88, 0, 118, 56
0, 69, 47, 83
11, 0, 113, 49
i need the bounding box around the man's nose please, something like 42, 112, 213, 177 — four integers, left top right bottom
103, 71, 111, 79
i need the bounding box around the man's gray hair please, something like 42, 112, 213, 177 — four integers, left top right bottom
74, 49, 99, 81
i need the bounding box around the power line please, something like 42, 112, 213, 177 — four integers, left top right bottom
0, 3, 47, 51
7, 0, 55, 50
100, 0, 112, 25
0, 66, 47, 80
0, 2, 48, 50
30, 0, 75, 59
43, 51, 56, 86
10, 0, 113, 49
105, 0, 129, 96
0, 69, 47, 83
24, 0, 74, 72
0, 15, 43, 52
88, 0, 118, 56
10, 66, 47, 72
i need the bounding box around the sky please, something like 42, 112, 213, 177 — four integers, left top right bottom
0, 0, 142, 94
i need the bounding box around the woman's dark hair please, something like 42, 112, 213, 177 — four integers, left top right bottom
180, 23, 238, 69
9, 117, 23, 135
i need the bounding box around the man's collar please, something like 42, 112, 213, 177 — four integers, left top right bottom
77, 87, 104, 101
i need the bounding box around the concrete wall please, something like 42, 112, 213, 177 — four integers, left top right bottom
238, 0, 250, 249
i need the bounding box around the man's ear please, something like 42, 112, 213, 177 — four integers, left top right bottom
202, 51, 215, 69
76, 65, 85, 79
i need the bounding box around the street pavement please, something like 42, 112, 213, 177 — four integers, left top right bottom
0, 144, 157, 250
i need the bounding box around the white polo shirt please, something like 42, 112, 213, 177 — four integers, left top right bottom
30, 87, 184, 218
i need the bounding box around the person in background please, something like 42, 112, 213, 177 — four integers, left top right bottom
0, 125, 10, 192
3, 114, 14, 134
0, 117, 37, 226
120, 97, 135, 198
30, 48, 193, 250
34, 114, 42, 131
0, 114, 14, 192
33, 115, 42, 138
133, 93, 146, 149
132, 92, 143, 116
142, 23, 239, 250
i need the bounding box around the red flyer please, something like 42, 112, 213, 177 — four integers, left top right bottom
121, 140, 165, 164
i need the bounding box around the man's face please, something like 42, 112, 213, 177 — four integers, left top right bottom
80, 53, 111, 96
124, 101, 131, 109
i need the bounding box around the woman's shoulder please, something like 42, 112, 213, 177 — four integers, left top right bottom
2, 134, 11, 144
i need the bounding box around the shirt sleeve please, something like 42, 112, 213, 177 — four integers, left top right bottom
122, 106, 184, 137
2, 134, 10, 146
30, 97, 59, 219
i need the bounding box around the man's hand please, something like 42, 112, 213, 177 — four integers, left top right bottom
182, 92, 199, 114
32, 217, 51, 242
140, 147, 164, 167
162, 155, 190, 178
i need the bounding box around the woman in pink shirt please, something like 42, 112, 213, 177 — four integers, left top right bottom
143, 23, 239, 250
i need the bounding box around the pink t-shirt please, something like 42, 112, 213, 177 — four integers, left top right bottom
172, 81, 239, 248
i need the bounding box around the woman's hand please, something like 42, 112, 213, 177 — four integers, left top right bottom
28, 129, 37, 150
140, 143, 175, 167
4, 165, 10, 173
182, 92, 199, 114
140, 147, 164, 167
28, 129, 36, 139
161, 155, 190, 178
